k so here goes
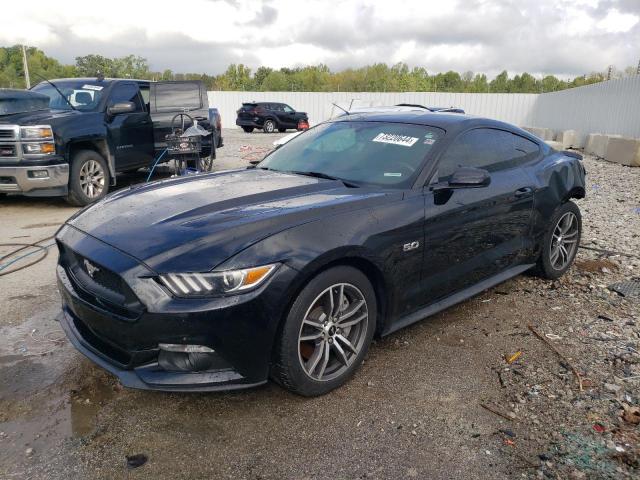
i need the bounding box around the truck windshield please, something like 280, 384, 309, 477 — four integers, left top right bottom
31, 81, 106, 112
259, 121, 444, 188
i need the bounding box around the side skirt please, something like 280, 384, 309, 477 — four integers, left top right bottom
383, 263, 535, 336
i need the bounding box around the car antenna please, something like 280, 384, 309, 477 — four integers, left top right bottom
332, 102, 350, 115
31, 72, 77, 111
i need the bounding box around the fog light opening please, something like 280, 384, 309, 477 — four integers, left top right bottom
28, 170, 49, 179
158, 343, 214, 353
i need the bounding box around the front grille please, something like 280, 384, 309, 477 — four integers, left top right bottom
0, 145, 16, 157
0, 128, 16, 140
58, 243, 144, 320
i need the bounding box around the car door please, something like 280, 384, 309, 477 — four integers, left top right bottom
149, 81, 207, 154
281, 104, 299, 128
421, 128, 537, 302
106, 82, 154, 169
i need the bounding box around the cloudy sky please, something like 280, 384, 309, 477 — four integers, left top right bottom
2, 0, 639, 78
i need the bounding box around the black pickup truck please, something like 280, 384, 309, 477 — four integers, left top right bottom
0, 78, 222, 205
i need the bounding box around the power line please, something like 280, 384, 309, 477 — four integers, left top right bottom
22, 45, 31, 89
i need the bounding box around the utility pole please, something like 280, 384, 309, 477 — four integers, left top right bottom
22, 45, 31, 89
607, 65, 613, 81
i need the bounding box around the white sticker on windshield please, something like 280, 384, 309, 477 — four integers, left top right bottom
372, 133, 418, 147
384, 172, 402, 177
82, 84, 104, 91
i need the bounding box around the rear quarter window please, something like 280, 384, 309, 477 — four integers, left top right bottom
154, 82, 201, 112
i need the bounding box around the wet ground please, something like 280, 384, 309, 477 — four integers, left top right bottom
1, 130, 638, 479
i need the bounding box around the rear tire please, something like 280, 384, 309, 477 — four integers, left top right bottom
65, 150, 110, 207
271, 266, 376, 396
263, 119, 276, 134
535, 201, 581, 280
242, 127, 254, 133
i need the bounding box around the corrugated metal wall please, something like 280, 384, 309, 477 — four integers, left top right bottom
208, 91, 538, 127
208, 77, 640, 138
528, 76, 640, 138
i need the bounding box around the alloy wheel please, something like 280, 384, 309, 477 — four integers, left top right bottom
264, 120, 275, 133
297, 283, 369, 381
549, 211, 579, 270
79, 160, 105, 199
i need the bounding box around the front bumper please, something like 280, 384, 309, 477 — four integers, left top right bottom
55, 226, 296, 392
0, 163, 68, 195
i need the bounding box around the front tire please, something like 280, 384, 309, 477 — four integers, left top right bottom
263, 119, 276, 134
65, 150, 110, 206
536, 201, 581, 279
271, 266, 377, 396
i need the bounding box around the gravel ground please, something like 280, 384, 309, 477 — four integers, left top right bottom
0, 130, 638, 479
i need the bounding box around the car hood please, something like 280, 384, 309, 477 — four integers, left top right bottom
0, 108, 81, 125
67, 169, 389, 272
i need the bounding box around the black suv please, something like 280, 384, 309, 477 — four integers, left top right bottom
236, 102, 308, 133
0, 79, 222, 206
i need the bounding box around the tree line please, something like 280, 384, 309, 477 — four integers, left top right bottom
1, 45, 637, 94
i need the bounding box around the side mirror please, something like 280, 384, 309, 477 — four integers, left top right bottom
107, 101, 135, 116
432, 167, 491, 191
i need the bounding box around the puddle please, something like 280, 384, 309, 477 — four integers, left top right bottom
0, 308, 118, 471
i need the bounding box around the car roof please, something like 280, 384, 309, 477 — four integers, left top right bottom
331, 110, 538, 140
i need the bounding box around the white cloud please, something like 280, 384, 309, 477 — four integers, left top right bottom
597, 8, 639, 32
1, 0, 639, 77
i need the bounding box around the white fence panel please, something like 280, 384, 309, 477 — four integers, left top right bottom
208, 91, 537, 128
209, 79, 640, 139
528, 76, 640, 138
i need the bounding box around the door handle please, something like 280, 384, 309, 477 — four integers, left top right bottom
514, 187, 533, 198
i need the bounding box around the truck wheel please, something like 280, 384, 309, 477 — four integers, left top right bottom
242, 127, 254, 133
278, 128, 286, 133
263, 119, 276, 134
66, 150, 110, 206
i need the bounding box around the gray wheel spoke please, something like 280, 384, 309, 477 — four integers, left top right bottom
333, 284, 344, 317
303, 318, 324, 330
332, 341, 349, 366
300, 331, 323, 342
338, 312, 367, 329
338, 299, 364, 320
306, 341, 326, 375
335, 334, 358, 354
317, 341, 331, 379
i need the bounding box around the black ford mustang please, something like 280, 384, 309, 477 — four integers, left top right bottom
56, 111, 586, 396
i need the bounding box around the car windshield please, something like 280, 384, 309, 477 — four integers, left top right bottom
31, 80, 106, 112
259, 121, 444, 188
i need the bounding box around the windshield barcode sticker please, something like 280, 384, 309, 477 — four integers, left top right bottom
372, 133, 419, 147
82, 84, 104, 91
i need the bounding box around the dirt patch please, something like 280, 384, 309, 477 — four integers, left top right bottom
575, 258, 619, 273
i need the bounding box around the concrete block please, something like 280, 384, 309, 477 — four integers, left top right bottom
546, 141, 563, 150
604, 137, 640, 167
585, 133, 621, 158
560, 130, 586, 149
522, 126, 555, 141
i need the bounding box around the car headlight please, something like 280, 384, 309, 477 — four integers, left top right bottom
23, 142, 55, 154
20, 126, 53, 140
158, 264, 278, 297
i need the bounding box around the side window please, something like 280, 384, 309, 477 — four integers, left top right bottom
154, 82, 201, 112
283, 105, 294, 113
437, 128, 538, 180
109, 84, 143, 112
271, 104, 284, 112
139, 85, 150, 112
